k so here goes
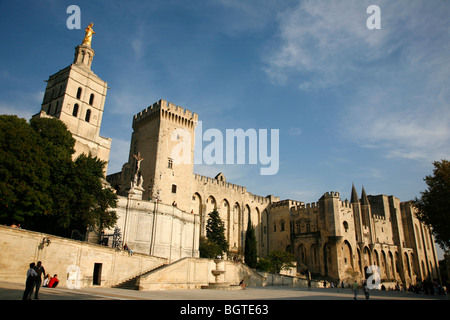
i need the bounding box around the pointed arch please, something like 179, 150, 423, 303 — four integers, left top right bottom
323, 242, 331, 276
220, 198, 231, 242
191, 192, 202, 215
230, 202, 241, 252
343, 240, 353, 270
206, 195, 217, 214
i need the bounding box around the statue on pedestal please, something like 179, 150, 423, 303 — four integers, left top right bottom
131, 152, 144, 190
82, 22, 96, 47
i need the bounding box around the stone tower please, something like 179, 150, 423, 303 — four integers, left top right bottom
109, 99, 198, 210
33, 34, 111, 173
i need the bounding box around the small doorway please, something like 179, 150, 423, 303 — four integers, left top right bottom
93, 263, 102, 285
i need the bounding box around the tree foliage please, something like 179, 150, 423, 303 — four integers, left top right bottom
199, 236, 222, 259
244, 212, 257, 268
0, 116, 52, 222
257, 250, 295, 274
205, 209, 228, 256
0, 115, 117, 237
413, 159, 450, 251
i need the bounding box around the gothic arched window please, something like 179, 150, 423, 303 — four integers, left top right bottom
85, 109, 91, 122
73, 103, 79, 117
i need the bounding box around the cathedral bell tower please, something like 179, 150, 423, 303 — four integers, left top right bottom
33, 23, 111, 173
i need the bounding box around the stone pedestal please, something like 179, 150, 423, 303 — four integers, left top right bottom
128, 186, 144, 200
201, 259, 242, 290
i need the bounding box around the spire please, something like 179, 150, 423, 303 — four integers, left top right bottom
73, 23, 96, 69
350, 183, 359, 203
361, 186, 370, 206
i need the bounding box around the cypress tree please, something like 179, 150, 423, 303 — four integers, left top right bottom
206, 209, 228, 256
244, 212, 257, 268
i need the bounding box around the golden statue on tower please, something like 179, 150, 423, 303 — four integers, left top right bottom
82, 22, 95, 47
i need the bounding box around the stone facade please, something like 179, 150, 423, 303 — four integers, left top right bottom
280, 186, 441, 286
34, 35, 440, 287
108, 97, 440, 286
32, 44, 111, 173
107, 100, 284, 257
0, 225, 167, 288
112, 194, 200, 262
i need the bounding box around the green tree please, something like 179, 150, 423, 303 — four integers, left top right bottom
199, 236, 222, 259
69, 154, 118, 235
257, 250, 295, 274
0, 116, 52, 224
0, 115, 117, 238
413, 159, 450, 251
28, 117, 76, 235
205, 209, 228, 256
244, 212, 257, 268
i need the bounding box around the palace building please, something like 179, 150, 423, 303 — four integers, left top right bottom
34, 28, 441, 287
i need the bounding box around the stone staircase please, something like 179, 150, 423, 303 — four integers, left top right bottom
113, 263, 168, 290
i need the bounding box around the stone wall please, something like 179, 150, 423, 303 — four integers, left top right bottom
0, 225, 167, 288
107, 194, 200, 262
137, 257, 266, 290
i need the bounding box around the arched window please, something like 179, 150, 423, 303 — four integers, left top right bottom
77, 87, 82, 99
72, 103, 79, 117
89, 93, 94, 105
54, 101, 59, 115
85, 109, 91, 122
343, 221, 349, 232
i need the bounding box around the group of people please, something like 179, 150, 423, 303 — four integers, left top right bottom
408, 280, 448, 295
22, 261, 59, 300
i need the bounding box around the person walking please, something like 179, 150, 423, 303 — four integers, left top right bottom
352, 281, 359, 300
34, 261, 46, 299
22, 263, 37, 300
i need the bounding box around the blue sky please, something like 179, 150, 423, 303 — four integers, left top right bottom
1, 0, 449, 210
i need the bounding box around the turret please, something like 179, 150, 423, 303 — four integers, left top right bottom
361, 186, 375, 244
351, 184, 364, 243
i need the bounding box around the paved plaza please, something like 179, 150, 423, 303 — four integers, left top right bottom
1, 280, 447, 301
2, 280, 446, 319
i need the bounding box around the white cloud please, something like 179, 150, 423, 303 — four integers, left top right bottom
264, 0, 450, 161
0, 102, 34, 120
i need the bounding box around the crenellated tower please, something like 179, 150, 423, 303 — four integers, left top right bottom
108, 99, 198, 211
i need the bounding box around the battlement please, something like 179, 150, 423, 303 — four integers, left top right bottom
373, 214, 386, 221
248, 192, 273, 205
193, 173, 274, 205
293, 202, 320, 211
133, 99, 198, 130
324, 191, 340, 198
271, 199, 304, 209
340, 199, 351, 208
194, 173, 247, 193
